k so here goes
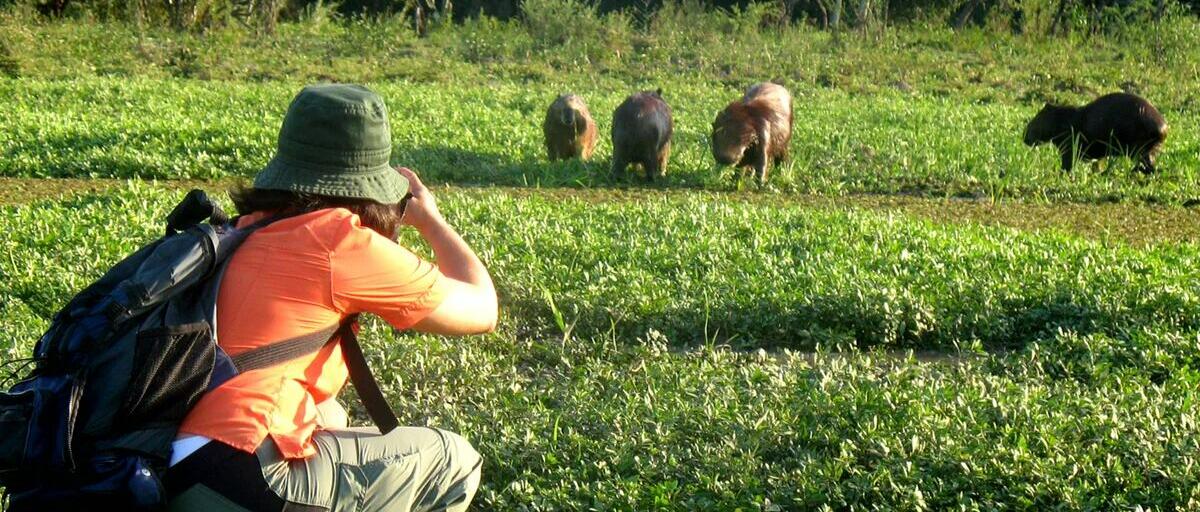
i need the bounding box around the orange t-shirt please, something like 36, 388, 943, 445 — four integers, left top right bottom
178, 208, 449, 459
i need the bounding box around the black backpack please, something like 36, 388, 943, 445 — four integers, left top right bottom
0, 190, 400, 511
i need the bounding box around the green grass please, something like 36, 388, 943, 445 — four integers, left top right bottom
4, 6, 1200, 106
5, 11, 1200, 509
3, 185, 1200, 509
5, 185, 1200, 353
3, 76, 1200, 203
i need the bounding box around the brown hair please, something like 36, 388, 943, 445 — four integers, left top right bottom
711, 101, 767, 163
229, 185, 407, 239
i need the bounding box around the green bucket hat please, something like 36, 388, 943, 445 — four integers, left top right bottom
254, 83, 409, 204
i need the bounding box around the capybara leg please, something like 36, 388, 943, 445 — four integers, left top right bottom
654, 144, 670, 181
1137, 153, 1156, 174
754, 161, 768, 186
644, 159, 658, 183
742, 141, 766, 185
1059, 151, 1074, 172
610, 154, 627, 180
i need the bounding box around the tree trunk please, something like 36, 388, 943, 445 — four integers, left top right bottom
1050, 0, 1072, 35
1009, 0, 1025, 34
414, 2, 425, 36
780, 0, 800, 25
259, 0, 279, 35
951, 0, 983, 29
855, 0, 869, 26
164, 0, 196, 30
830, 0, 842, 33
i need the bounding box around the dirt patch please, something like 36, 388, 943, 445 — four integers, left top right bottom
489, 186, 1200, 247
0, 178, 244, 206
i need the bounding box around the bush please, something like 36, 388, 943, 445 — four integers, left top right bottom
0, 38, 19, 77
520, 0, 632, 66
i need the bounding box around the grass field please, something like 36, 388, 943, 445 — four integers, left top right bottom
5, 77, 1200, 203
3, 8, 1200, 510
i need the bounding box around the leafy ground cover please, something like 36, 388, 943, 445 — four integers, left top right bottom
5, 185, 1200, 352
2, 185, 1199, 509
7, 177, 1200, 246
3, 77, 1200, 203
3, 11, 1200, 510
3, 6, 1200, 107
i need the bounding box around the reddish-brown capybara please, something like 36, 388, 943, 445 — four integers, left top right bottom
543, 94, 598, 161
611, 89, 673, 182
1023, 92, 1168, 174
711, 82, 794, 185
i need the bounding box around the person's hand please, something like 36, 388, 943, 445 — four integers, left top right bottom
396, 167, 444, 232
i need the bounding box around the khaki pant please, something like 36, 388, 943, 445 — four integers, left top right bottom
169, 402, 482, 512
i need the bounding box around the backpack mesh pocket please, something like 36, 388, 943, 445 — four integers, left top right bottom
0, 390, 34, 479
118, 323, 214, 428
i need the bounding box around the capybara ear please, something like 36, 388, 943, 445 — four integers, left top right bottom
655, 88, 663, 97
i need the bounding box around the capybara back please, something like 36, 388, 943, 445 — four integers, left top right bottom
1023, 92, 1167, 174
611, 89, 673, 182
711, 82, 793, 184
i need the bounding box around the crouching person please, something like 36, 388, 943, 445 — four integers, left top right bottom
166, 84, 497, 512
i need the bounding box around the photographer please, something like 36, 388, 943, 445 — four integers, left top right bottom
165, 84, 497, 512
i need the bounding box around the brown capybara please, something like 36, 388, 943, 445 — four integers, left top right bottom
1024, 92, 1168, 174
611, 89, 673, 182
543, 94, 598, 161
711, 82, 794, 184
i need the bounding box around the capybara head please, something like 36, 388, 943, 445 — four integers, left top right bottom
711, 102, 756, 166
1024, 103, 1074, 146
550, 94, 587, 130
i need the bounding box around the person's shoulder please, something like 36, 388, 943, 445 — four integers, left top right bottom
306, 208, 381, 249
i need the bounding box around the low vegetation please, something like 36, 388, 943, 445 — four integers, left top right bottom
3, 4, 1200, 508
3, 185, 1200, 509
3, 76, 1200, 203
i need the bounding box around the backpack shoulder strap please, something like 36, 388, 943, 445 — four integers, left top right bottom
228, 323, 341, 373
227, 314, 401, 434
337, 315, 400, 434
216, 205, 401, 434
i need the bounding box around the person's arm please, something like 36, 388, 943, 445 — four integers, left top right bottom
397, 167, 498, 335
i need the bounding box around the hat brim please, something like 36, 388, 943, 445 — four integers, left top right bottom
253, 155, 410, 205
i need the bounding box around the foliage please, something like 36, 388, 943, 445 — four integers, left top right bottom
3, 186, 1200, 509
0, 38, 18, 77
4, 186, 1200, 351
3, 11, 1200, 511
520, 0, 632, 66
2, 77, 1199, 204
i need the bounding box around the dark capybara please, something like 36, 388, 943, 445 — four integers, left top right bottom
543, 94, 598, 161
1024, 92, 1168, 174
611, 89, 673, 182
711, 82, 794, 185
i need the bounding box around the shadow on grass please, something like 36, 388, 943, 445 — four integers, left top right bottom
2, 130, 265, 179
394, 144, 717, 191
501, 289, 1129, 352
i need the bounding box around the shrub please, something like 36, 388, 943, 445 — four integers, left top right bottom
520, 0, 631, 66
0, 38, 19, 77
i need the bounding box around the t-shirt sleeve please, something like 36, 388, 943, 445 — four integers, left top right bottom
330, 227, 450, 329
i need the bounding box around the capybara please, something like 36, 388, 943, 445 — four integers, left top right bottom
611, 89, 673, 182
711, 82, 794, 184
543, 94, 598, 161
1023, 92, 1168, 174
